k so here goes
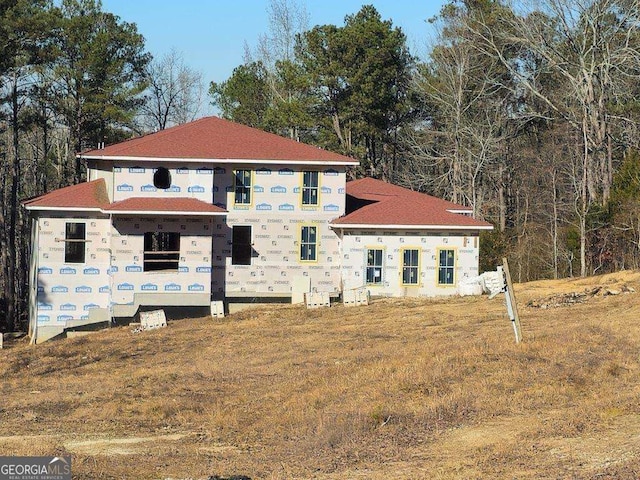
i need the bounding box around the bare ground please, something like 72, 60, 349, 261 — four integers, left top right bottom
2, 271, 640, 479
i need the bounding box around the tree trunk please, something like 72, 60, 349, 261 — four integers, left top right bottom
580, 127, 588, 278
551, 168, 559, 280
6, 73, 21, 331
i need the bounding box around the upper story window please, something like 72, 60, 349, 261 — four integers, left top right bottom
153, 167, 171, 189
234, 169, 252, 205
302, 171, 319, 205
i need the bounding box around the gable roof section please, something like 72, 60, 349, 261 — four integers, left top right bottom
23, 179, 110, 212
331, 177, 493, 230
80, 116, 359, 166
104, 197, 226, 216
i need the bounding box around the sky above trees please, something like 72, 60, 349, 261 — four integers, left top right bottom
100, 0, 447, 99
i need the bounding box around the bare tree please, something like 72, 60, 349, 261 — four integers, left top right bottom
400, 3, 513, 218
255, 0, 309, 68
471, 0, 640, 205
253, 0, 311, 140
140, 49, 204, 131
467, 0, 640, 275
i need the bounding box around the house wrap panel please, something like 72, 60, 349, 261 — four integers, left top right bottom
339, 230, 480, 297
35, 215, 111, 326
112, 162, 214, 203
110, 216, 214, 304
213, 164, 345, 295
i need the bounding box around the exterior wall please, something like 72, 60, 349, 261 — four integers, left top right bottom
27, 217, 39, 338
338, 229, 481, 297
110, 162, 215, 203
87, 160, 114, 201
212, 164, 346, 296
84, 161, 346, 304
110, 216, 215, 306
34, 214, 112, 328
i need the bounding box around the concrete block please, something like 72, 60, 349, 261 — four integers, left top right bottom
210, 300, 224, 318
139, 309, 167, 330
343, 287, 369, 307
305, 291, 330, 309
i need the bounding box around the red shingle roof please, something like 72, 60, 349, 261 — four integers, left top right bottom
331, 177, 493, 229
23, 179, 110, 211
104, 197, 226, 215
23, 179, 227, 216
80, 116, 358, 165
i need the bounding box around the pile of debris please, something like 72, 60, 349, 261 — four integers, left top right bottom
527, 284, 636, 309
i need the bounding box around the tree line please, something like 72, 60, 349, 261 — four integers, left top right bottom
2, 0, 640, 332
213, 0, 640, 281
0, 0, 203, 332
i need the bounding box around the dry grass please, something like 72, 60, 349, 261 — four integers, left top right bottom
2, 272, 640, 479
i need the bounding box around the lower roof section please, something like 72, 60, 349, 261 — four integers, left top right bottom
23, 180, 227, 216
104, 197, 227, 216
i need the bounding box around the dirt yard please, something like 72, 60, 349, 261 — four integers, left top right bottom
1, 271, 640, 479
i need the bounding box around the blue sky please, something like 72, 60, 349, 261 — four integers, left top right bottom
101, 0, 446, 89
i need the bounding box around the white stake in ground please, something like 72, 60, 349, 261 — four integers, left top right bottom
501, 257, 522, 343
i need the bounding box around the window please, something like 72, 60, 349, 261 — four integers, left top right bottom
232, 226, 252, 265
302, 171, 319, 205
64, 222, 86, 263
153, 167, 172, 189
234, 169, 252, 204
300, 226, 317, 261
366, 248, 383, 285
438, 249, 455, 285
144, 232, 180, 272
402, 248, 419, 285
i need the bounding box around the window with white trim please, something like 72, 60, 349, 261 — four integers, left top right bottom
438, 249, 455, 285
234, 169, 252, 204
300, 226, 317, 261
144, 232, 180, 272
64, 222, 86, 263
302, 171, 319, 205
366, 248, 383, 285
402, 248, 419, 285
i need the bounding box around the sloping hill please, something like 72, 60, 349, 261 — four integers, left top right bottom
1, 272, 640, 479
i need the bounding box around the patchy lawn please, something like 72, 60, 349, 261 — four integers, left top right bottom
1, 271, 640, 479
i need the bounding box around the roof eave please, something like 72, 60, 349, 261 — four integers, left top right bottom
79, 154, 359, 166
24, 205, 105, 212
329, 223, 494, 230
103, 209, 227, 216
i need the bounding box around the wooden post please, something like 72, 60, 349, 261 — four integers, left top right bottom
502, 257, 523, 344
